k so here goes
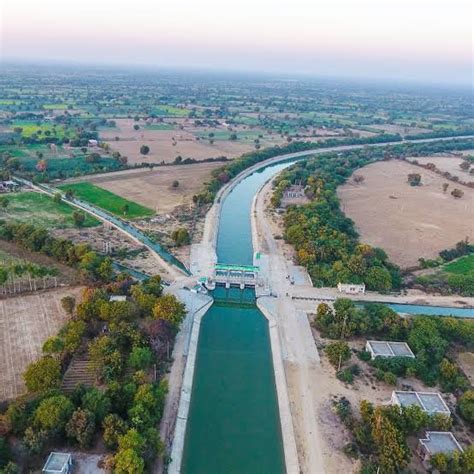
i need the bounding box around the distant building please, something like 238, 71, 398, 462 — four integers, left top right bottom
0, 180, 19, 193
391, 391, 450, 415
365, 340, 415, 360
109, 295, 127, 302
88, 139, 99, 147
283, 184, 305, 199
337, 282, 365, 294
417, 432, 463, 467
42, 452, 73, 474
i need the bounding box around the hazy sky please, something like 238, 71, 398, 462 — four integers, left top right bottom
1, 0, 472, 85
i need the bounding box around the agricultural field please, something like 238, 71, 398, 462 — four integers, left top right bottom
0, 286, 84, 400
2, 191, 99, 228
338, 160, 474, 268
57, 182, 154, 219
407, 154, 473, 181
79, 161, 224, 214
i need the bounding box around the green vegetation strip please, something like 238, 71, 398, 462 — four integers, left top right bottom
443, 254, 474, 275
58, 182, 154, 219
2, 192, 99, 228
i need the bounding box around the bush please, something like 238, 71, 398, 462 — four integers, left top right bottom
128, 346, 153, 370
81, 388, 111, 424
337, 368, 354, 384
382, 372, 397, 385
458, 390, 474, 424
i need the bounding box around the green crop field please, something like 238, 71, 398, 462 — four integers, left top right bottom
42, 103, 70, 110
145, 123, 174, 130
58, 182, 154, 219
11, 121, 74, 139
443, 254, 474, 275
2, 192, 100, 228
153, 105, 189, 117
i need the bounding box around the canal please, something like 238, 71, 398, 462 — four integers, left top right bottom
181, 163, 291, 473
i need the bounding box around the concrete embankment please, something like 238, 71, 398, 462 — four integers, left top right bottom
166, 289, 213, 474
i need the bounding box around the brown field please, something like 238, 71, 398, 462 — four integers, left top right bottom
407, 154, 472, 181
100, 118, 260, 164
368, 123, 431, 135
338, 160, 474, 268
0, 286, 84, 400
82, 161, 224, 213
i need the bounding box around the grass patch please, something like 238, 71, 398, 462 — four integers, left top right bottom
443, 254, 474, 275
42, 103, 71, 110
2, 192, 99, 228
58, 182, 154, 219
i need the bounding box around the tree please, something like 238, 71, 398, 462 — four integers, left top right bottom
0, 198, 9, 211
407, 173, 421, 186
103, 414, 128, 450
325, 341, 351, 369
459, 160, 470, 171
66, 408, 95, 448
442, 183, 449, 193
371, 408, 409, 472
128, 346, 153, 370
42, 336, 64, 356
171, 227, 190, 246
81, 387, 111, 423
365, 266, 392, 292
140, 145, 150, 155
133, 124, 140, 131
33, 395, 74, 435
122, 204, 129, 215
114, 448, 144, 474
152, 294, 186, 327
61, 295, 76, 315
23, 356, 61, 392
172, 180, 179, 188
36, 159, 47, 172
86, 153, 100, 163
22, 427, 47, 455
72, 210, 85, 227
459, 390, 474, 424
451, 188, 464, 199
353, 174, 365, 184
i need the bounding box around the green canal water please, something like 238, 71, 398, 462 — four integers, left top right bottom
181, 164, 291, 473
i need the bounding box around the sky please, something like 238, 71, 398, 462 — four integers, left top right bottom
1, 0, 472, 86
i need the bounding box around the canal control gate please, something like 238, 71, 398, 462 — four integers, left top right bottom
206, 263, 260, 289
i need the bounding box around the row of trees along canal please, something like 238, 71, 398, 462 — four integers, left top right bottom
267, 137, 474, 292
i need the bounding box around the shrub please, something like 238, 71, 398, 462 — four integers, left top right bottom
103, 414, 128, 450
81, 388, 111, 424
128, 346, 153, 370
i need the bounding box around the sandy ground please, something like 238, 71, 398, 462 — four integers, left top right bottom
100, 118, 259, 164
338, 160, 474, 268
407, 154, 472, 181
458, 352, 474, 384
81, 162, 223, 214
0, 286, 84, 400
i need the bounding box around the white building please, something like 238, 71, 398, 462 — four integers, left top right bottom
391, 391, 450, 415
109, 295, 127, 302
88, 139, 99, 147
365, 340, 415, 360
417, 432, 463, 467
42, 452, 73, 474
337, 282, 365, 294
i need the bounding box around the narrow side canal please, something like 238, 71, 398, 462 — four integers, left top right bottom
181, 163, 291, 473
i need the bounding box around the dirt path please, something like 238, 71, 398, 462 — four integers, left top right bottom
254, 179, 354, 473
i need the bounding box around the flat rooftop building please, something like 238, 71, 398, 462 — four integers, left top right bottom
42, 452, 72, 474
391, 391, 450, 415
365, 340, 415, 359
418, 432, 463, 465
